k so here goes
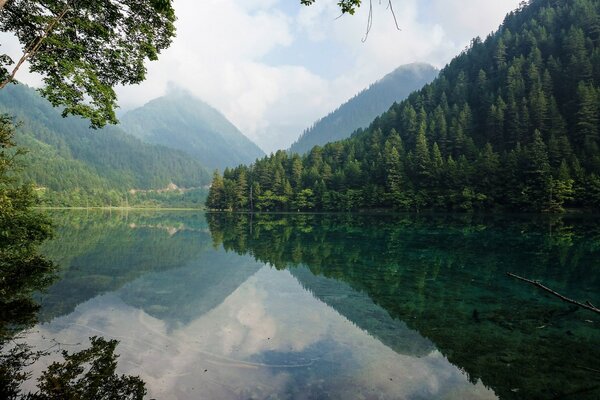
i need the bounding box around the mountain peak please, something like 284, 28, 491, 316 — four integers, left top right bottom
120, 92, 265, 170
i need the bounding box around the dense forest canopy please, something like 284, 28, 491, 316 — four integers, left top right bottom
0, 85, 212, 208
207, 0, 600, 213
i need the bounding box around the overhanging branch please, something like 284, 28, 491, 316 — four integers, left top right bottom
0, 6, 70, 90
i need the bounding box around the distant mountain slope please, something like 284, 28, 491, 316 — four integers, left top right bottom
120, 90, 265, 170
0, 84, 210, 206
289, 63, 438, 154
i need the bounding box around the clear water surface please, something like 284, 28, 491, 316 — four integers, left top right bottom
20, 211, 600, 399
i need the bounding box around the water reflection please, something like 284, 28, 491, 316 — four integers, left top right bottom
207, 212, 600, 399
18, 211, 600, 399
26, 266, 495, 399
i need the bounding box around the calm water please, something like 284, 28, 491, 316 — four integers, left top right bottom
18, 211, 600, 399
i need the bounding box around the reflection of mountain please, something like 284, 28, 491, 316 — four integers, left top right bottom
207, 212, 600, 400
119, 250, 263, 327
38, 211, 213, 322
289, 266, 434, 358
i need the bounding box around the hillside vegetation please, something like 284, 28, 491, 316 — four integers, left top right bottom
0, 85, 211, 207
208, 0, 600, 212
289, 63, 438, 154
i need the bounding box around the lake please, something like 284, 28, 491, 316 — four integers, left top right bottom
16, 211, 600, 399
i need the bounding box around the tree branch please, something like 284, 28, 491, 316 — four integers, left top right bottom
0, 6, 70, 90
507, 272, 600, 315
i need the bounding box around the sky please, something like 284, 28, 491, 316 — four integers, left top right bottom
3, 0, 522, 153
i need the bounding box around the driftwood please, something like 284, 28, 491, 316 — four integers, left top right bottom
506, 272, 600, 315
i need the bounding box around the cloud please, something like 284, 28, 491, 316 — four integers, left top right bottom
2, 0, 522, 153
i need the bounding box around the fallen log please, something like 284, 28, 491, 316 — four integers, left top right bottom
506, 272, 600, 315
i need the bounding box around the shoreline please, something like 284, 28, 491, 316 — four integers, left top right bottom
35, 206, 205, 211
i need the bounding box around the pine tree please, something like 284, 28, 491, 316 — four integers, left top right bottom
206, 171, 225, 210
236, 169, 248, 209
547, 159, 574, 212
574, 82, 599, 150
523, 130, 551, 210
413, 126, 431, 183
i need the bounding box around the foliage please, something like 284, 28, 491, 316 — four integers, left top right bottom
208, 0, 600, 213
31, 337, 145, 400
0, 114, 55, 341
2, 338, 146, 400
0, 0, 176, 128
300, 0, 362, 15
0, 117, 150, 400
0, 84, 211, 207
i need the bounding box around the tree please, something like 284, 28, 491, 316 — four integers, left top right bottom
0, 116, 55, 347
293, 188, 315, 211
574, 82, 599, 150
206, 170, 224, 210
0, 0, 176, 128
523, 130, 551, 210
236, 169, 248, 209
5, 337, 146, 400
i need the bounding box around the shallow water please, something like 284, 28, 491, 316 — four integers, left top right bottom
19, 211, 600, 399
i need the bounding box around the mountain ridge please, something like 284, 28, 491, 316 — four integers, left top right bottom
0, 84, 211, 207
120, 90, 265, 170
289, 63, 438, 154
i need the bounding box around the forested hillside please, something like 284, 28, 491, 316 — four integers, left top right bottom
208, 0, 600, 212
120, 90, 265, 170
0, 85, 211, 207
289, 63, 438, 154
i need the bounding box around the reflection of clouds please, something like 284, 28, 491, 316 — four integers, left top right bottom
23, 266, 497, 399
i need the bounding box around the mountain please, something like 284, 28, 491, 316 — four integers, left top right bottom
289, 63, 438, 154
0, 84, 211, 207
120, 90, 265, 170
208, 0, 600, 213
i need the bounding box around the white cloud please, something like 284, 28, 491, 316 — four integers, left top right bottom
3, 0, 522, 153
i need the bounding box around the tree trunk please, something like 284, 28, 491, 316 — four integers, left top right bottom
0, 0, 8, 11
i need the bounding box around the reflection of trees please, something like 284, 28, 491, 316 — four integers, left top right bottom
0, 119, 147, 399
1, 115, 57, 397
207, 212, 600, 400
38, 211, 213, 322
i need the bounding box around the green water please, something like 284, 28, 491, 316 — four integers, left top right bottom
20, 211, 600, 399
